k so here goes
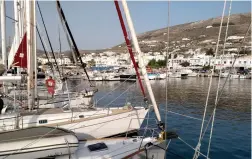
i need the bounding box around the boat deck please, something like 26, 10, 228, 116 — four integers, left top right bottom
0, 126, 73, 143
20, 107, 97, 116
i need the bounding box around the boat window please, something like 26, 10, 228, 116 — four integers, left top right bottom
87, 142, 108, 152
79, 115, 84, 118
39, 119, 48, 124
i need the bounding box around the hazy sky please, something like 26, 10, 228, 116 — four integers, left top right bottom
3, 1, 251, 51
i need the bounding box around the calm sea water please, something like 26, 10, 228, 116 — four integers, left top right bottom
68, 77, 251, 159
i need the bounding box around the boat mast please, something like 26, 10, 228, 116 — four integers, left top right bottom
1, 0, 7, 93
114, 0, 147, 100
121, 0, 162, 127
33, 1, 37, 101
14, 0, 20, 75
27, 0, 36, 111
58, 13, 77, 65
36, 1, 61, 78
56, 0, 93, 86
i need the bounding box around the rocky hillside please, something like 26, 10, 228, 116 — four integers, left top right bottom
1, 13, 251, 57
107, 12, 251, 54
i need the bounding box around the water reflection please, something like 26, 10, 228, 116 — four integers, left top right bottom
67, 77, 251, 159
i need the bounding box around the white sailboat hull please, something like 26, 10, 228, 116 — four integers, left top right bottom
63, 108, 147, 139
0, 135, 78, 159
56, 137, 165, 159
0, 107, 148, 140
0, 127, 79, 159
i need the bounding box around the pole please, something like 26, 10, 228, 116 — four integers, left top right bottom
56, 0, 92, 86
14, 0, 20, 75
32, 0, 37, 101
114, 0, 146, 99
1, 0, 7, 93
121, 0, 162, 124
36, 1, 61, 78
27, 0, 35, 111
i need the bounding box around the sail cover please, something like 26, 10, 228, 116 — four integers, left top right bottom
11, 33, 27, 68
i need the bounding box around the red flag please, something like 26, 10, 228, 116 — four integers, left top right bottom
12, 33, 27, 68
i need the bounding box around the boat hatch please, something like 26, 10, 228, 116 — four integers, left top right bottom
87, 142, 108, 152
39, 119, 48, 124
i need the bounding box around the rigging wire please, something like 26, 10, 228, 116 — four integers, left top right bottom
58, 23, 64, 75
159, 108, 207, 122
206, 1, 232, 158
36, 25, 54, 76
192, 0, 227, 158
36, 1, 62, 78
214, 22, 251, 108
95, 74, 135, 104
103, 81, 136, 108
36, 23, 57, 77
56, 2, 78, 66
178, 137, 209, 159
165, 0, 170, 154
200, 21, 251, 146
56, 0, 93, 86
114, 0, 147, 100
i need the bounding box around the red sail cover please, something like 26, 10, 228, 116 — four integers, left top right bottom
12, 33, 27, 68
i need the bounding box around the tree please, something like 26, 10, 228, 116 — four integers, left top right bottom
147, 59, 157, 67
206, 48, 215, 56
202, 65, 212, 70
157, 59, 167, 67
180, 61, 190, 67
88, 59, 96, 67
147, 59, 167, 68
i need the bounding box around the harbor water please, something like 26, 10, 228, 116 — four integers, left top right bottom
68, 77, 251, 159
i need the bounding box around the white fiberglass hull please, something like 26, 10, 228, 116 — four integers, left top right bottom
0, 107, 148, 140
0, 136, 78, 159
0, 127, 79, 159
56, 137, 165, 159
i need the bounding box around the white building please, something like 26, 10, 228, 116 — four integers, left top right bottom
168, 53, 252, 69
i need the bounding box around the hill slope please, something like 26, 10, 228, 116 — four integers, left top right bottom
108, 12, 251, 54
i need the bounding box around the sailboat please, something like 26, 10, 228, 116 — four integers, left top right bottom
0, 0, 148, 140
0, 0, 169, 158
0, 125, 166, 159
54, 0, 175, 157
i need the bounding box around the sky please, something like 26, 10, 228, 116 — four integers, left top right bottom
2, 1, 251, 51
